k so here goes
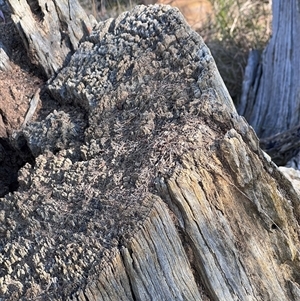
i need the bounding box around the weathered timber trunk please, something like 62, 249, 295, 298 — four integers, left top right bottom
7, 0, 96, 77
239, 0, 300, 139
2, 4, 300, 301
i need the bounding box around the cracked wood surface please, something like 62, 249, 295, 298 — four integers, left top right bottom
7, 0, 96, 77
240, 0, 300, 140
1, 3, 300, 301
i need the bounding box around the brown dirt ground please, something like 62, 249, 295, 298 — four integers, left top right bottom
0, 3, 56, 196
0, 14, 45, 137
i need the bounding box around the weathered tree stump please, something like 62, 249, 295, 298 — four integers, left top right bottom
1, 4, 300, 301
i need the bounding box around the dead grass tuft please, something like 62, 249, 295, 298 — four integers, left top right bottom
85, 0, 139, 20
201, 0, 271, 104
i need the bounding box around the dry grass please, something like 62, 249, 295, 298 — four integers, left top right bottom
86, 0, 139, 20
202, 0, 271, 104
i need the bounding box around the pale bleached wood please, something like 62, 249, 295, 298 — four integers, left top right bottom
0, 41, 12, 71
7, 0, 96, 77
72, 198, 202, 301
240, 0, 300, 139
156, 128, 300, 300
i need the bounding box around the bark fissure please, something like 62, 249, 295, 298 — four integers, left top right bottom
119, 249, 138, 301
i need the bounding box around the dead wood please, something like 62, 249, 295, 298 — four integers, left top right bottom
239, 0, 300, 140
6, 0, 96, 77
1, 4, 300, 301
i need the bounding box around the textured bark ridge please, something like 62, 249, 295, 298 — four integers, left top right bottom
7, 0, 96, 77
1, 4, 300, 301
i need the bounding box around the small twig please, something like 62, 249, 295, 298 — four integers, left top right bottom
0, 10, 5, 24
21, 88, 41, 128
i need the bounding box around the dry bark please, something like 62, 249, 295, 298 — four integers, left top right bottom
1, 4, 300, 301
6, 0, 96, 77
239, 0, 300, 139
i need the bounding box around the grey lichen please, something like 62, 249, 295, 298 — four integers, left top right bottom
14, 109, 87, 158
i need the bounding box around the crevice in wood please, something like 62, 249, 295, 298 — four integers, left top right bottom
177, 225, 212, 300
119, 248, 138, 301
0, 108, 8, 125
27, 0, 44, 22
82, 291, 90, 301
163, 177, 219, 300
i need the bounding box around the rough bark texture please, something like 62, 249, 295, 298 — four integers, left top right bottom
1, 4, 300, 301
7, 0, 96, 77
239, 0, 300, 139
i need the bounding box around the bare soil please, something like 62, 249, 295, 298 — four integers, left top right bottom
0, 3, 56, 196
